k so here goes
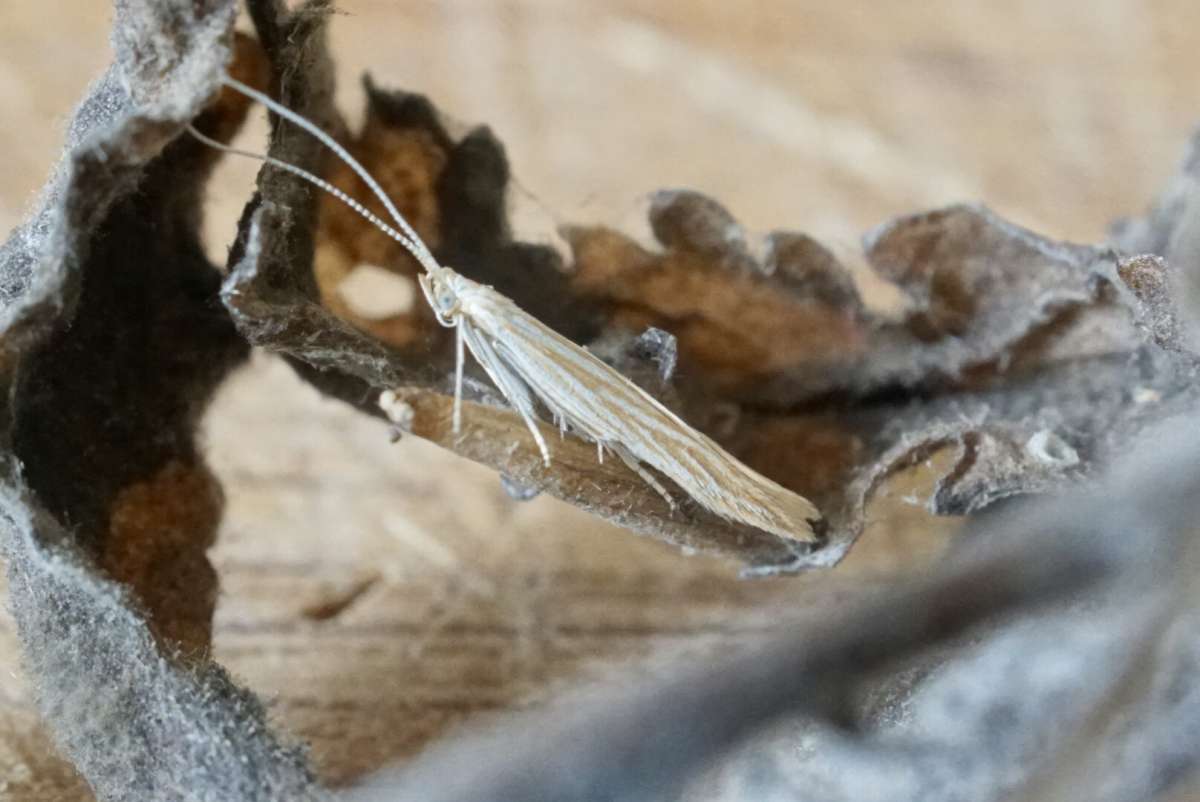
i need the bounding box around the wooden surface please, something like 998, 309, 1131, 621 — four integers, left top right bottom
3, 1, 1199, 798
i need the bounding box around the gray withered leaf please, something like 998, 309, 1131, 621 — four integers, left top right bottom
0, 1, 327, 800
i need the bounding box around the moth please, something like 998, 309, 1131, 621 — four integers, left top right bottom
199, 76, 821, 543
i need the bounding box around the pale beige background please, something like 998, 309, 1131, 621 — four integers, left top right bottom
2, 1, 1198, 798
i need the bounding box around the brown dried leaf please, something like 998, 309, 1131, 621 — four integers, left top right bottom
223, 18, 1200, 573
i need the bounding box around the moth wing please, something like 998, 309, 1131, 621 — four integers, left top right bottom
466, 292, 820, 543
459, 318, 552, 465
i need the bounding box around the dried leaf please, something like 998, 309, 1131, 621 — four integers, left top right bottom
0, 2, 325, 799
226, 49, 1200, 569
224, 35, 804, 569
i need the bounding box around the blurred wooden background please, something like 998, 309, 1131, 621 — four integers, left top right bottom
2, 1, 1198, 798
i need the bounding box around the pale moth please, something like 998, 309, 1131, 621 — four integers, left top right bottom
198, 76, 821, 543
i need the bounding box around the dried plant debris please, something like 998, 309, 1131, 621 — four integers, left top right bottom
228, 31, 1200, 569
5, 0, 1200, 799
0, 1, 324, 800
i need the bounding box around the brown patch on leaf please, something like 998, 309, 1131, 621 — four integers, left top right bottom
320, 109, 448, 269
734, 415, 863, 510
103, 461, 222, 653
313, 90, 452, 346
565, 223, 867, 395
765, 230, 865, 312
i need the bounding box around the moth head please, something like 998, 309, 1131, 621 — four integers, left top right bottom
420, 267, 464, 326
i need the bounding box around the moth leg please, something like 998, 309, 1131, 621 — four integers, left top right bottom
417, 273, 440, 322
461, 324, 552, 466
612, 444, 677, 512
453, 320, 464, 434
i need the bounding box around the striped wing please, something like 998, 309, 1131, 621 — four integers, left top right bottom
459, 283, 820, 543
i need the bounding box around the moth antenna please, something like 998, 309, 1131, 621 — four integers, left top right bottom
218, 76, 443, 274
185, 124, 422, 255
